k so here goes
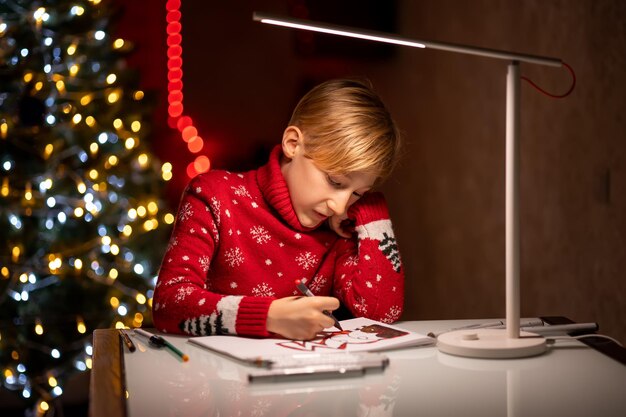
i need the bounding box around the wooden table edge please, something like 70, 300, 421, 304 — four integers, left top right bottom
89, 328, 126, 417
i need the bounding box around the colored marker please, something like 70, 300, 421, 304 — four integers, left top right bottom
295, 279, 343, 331
119, 329, 136, 352
134, 328, 189, 362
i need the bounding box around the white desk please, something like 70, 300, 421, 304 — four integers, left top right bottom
90, 319, 626, 417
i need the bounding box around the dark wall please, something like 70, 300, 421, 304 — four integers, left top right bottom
388, 0, 626, 344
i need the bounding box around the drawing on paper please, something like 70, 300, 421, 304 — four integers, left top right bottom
277, 324, 409, 352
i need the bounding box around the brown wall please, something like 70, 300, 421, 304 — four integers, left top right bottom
180, 1, 626, 343
388, 0, 626, 344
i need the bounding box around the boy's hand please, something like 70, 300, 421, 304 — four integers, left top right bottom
329, 192, 386, 238
328, 214, 354, 238
267, 296, 339, 340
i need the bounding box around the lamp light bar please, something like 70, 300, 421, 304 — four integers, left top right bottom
253, 12, 561, 67
258, 16, 425, 49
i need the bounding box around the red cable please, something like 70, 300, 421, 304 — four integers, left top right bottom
521, 61, 576, 99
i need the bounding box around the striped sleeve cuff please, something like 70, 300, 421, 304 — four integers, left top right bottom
235, 296, 275, 337
349, 192, 390, 226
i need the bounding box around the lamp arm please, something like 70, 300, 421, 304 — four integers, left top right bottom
253, 12, 562, 67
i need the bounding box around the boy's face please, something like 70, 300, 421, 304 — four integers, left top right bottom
281, 128, 376, 229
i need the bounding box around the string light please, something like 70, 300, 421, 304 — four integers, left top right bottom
76, 317, 87, 334
107, 155, 119, 166
1, 178, 9, 197
35, 320, 44, 335
125, 137, 136, 149
24, 182, 33, 201
71, 6, 85, 16
162, 162, 173, 181
39, 401, 50, 413
33, 7, 49, 23
80, 94, 92, 105
165, 0, 210, 177
137, 153, 149, 167
143, 219, 158, 231
133, 312, 144, 327
107, 89, 120, 103
56, 80, 66, 93
12, 246, 21, 262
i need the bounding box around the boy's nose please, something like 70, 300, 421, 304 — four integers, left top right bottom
327, 192, 351, 216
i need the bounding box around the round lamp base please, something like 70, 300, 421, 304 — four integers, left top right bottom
437, 328, 547, 359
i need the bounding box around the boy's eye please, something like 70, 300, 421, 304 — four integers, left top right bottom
326, 174, 367, 198
326, 175, 342, 188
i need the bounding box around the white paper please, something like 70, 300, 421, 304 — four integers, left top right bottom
188, 318, 434, 363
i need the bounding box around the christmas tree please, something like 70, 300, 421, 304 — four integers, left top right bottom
0, 0, 173, 413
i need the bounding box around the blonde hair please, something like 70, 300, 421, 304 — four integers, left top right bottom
289, 79, 401, 182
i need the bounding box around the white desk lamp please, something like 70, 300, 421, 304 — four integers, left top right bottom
254, 12, 564, 358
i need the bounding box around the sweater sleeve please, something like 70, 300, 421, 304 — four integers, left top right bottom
331, 192, 404, 323
152, 175, 274, 337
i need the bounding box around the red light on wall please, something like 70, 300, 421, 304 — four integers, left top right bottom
187, 136, 204, 153
186, 155, 210, 178
166, 0, 210, 178
194, 155, 211, 173
181, 126, 198, 142
176, 116, 193, 131
168, 102, 183, 118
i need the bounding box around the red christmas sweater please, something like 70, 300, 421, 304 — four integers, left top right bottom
153, 146, 404, 337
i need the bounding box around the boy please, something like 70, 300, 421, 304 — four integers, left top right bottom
153, 79, 404, 340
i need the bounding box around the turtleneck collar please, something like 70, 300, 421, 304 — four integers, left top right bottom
256, 145, 315, 232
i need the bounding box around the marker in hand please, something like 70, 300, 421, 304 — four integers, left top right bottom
295, 279, 343, 331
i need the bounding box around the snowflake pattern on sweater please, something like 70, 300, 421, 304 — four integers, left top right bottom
153, 146, 404, 337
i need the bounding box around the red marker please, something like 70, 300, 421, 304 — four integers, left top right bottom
295, 279, 343, 331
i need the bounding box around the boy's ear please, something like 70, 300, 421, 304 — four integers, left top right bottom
281, 126, 302, 159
